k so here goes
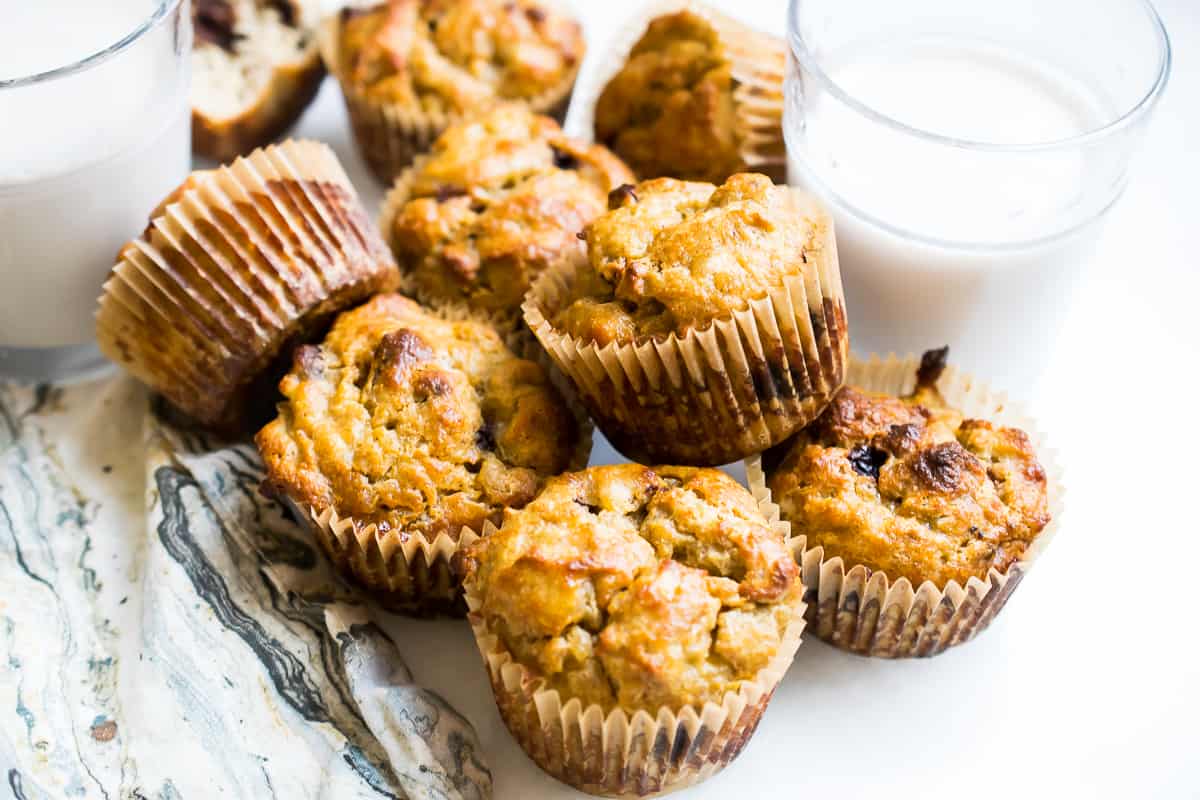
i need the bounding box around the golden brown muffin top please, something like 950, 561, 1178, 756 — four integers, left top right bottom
337, 0, 583, 113
766, 350, 1051, 588
550, 173, 828, 345
388, 106, 634, 316
594, 10, 743, 183
256, 293, 581, 542
464, 464, 801, 712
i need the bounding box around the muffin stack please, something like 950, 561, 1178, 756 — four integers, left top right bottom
94, 1, 1064, 797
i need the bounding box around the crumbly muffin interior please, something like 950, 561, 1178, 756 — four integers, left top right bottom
551, 173, 828, 345
594, 10, 743, 183
256, 293, 579, 540
338, 0, 583, 114
767, 350, 1051, 587
389, 106, 633, 314
466, 464, 801, 712
192, 0, 318, 119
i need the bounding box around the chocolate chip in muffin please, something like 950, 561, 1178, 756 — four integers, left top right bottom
195, 0, 240, 53
550, 145, 580, 171
607, 183, 638, 209
262, 0, 298, 27
848, 445, 888, 480
916, 345, 950, 389
435, 185, 468, 203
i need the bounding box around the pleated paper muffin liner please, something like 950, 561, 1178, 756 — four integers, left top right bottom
289, 374, 593, 617
462, 492, 806, 797
521, 191, 848, 467
746, 354, 1066, 659
96, 139, 399, 432
319, 7, 581, 185
574, 0, 787, 182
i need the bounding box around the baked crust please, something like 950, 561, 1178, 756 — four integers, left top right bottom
256, 293, 582, 543
385, 106, 634, 317
552, 173, 832, 345
463, 464, 801, 712
594, 10, 745, 183
766, 350, 1051, 587
192, 0, 326, 162
336, 0, 583, 115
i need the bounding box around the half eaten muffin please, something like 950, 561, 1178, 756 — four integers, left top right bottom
256, 293, 590, 615
463, 464, 805, 796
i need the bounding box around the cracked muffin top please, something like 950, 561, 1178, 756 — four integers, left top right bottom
463, 464, 802, 712
336, 0, 583, 114
594, 10, 744, 183
766, 349, 1051, 588
256, 293, 583, 542
386, 106, 634, 317
550, 173, 831, 346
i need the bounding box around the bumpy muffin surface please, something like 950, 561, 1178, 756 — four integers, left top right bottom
464, 464, 801, 712
551, 173, 829, 345
388, 106, 634, 316
594, 10, 743, 183
256, 293, 581, 541
337, 0, 583, 114
766, 350, 1051, 587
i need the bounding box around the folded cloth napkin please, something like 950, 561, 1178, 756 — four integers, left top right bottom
0, 375, 491, 800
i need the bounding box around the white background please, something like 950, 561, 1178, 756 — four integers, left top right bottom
301, 1, 1199, 797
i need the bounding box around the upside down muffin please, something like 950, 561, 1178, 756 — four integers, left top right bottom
766, 348, 1052, 589
323, 0, 585, 182
381, 105, 634, 320
525, 173, 847, 466
593, 9, 786, 184
255, 293, 587, 613
96, 141, 399, 433
462, 464, 804, 794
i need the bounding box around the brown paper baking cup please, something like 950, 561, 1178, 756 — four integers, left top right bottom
96, 139, 398, 431
576, 0, 786, 182
521, 190, 847, 467
463, 495, 805, 797
319, 10, 581, 185
746, 354, 1066, 659
292, 500, 475, 616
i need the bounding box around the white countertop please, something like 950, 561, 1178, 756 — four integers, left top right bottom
297, 2, 1200, 797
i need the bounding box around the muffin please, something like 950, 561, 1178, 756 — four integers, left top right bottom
320, 0, 585, 184
96, 140, 399, 432
462, 464, 805, 796
523, 172, 848, 466
750, 349, 1064, 657
255, 293, 590, 615
379, 105, 634, 323
192, 0, 326, 162
590, 6, 787, 183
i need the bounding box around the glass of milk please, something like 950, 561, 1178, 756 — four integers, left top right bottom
0, 0, 191, 383
784, 0, 1170, 393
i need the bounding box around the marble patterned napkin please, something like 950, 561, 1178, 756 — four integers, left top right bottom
0, 375, 492, 799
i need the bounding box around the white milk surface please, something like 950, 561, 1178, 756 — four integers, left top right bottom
0, 0, 190, 348
797, 37, 1113, 244
787, 38, 1120, 388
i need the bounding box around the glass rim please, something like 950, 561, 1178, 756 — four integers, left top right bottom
786, 0, 1173, 152
0, 0, 182, 90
